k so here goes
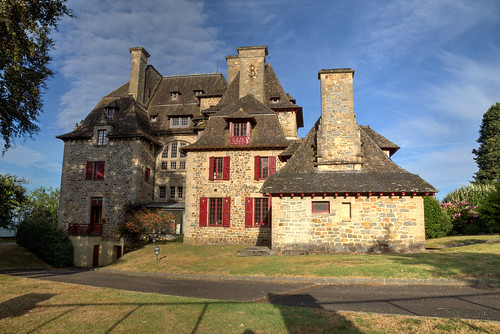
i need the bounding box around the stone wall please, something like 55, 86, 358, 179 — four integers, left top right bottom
271, 195, 425, 253
184, 149, 284, 245
58, 136, 155, 241
276, 111, 298, 139
200, 97, 221, 111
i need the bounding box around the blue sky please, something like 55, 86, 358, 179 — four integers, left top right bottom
1, 0, 500, 199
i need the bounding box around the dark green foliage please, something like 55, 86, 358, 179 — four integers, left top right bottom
472, 102, 500, 183
424, 196, 452, 239
17, 216, 73, 267
0, 174, 27, 229
0, 0, 72, 151
478, 182, 500, 233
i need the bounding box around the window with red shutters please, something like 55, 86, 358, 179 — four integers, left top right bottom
222, 197, 231, 227
200, 197, 231, 227
145, 167, 150, 182
208, 198, 223, 226
86, 161, 105, 180
209, 156, 230, 180
245, 197, 272, 228
254, 156, 276, 180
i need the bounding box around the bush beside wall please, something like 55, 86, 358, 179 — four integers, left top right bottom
424, 196, 452, 239
17, 217, 73, 268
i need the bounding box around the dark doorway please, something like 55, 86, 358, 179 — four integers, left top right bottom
93, 245, 100, 267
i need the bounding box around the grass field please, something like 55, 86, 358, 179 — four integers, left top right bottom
109, 235, 500, 280
0, 244, 51, 270
1, 274, 499, 334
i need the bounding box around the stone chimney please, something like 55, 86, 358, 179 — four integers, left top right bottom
128, 47, 150, 105
225, 55, 240, 85
237, 46, 268, 103
316, 69, 362, 171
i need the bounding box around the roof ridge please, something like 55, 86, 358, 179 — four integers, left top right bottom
163, 73, 223, 79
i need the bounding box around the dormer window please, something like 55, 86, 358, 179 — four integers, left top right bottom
171, 92, 180, 101
270, 97, 280, 104
170, 116, 191, 128
105, 108, 115, 119
229, 121, 250, 145
194, 90, 204, 96
97, 130, 107, 146
150, 115, 157, 123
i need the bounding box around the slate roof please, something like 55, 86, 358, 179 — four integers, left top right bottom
185, 95, 290, 151
261, 119, 437, 194
57, 96, 160, 145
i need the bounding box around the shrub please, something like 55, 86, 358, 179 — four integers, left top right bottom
441, 200, 481, 235
424, 196, 452, 239
17, 216, 73, 267
478, 182, 500, 233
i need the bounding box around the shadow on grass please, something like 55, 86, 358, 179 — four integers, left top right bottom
388, 251, 500, 282
267, 293, 362, 333
0, 293, 56, 320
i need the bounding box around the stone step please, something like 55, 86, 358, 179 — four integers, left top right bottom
237, 246, 274, 257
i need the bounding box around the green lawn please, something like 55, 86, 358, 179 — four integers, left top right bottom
110, 235, 500, 280
1, 274, 498, 333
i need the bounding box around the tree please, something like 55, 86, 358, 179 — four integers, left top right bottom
0, 173, 27, 229
22, 186, 59, 227
125, 208, 177, 242
478, 181, 500, 233
472, 102, 500, 183
0, 0, 72, 151
423, 196, 452, 239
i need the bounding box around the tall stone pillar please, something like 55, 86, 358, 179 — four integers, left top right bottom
237, 46, 268, 103
128, 47, 150, 105
316, 69, 362, 171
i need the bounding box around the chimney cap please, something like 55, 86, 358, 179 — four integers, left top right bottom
129, 47, 151, 58
318, 68, 354, 79
237, 45, 268, 55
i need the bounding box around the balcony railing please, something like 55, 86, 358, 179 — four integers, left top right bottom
68, 223, 103, 236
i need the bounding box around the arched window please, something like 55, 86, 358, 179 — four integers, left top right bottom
161, 141, 188, 170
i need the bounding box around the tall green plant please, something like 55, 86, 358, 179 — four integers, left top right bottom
442, 183, 496, 206
478, 182, 500, 233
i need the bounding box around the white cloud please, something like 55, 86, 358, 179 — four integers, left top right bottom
53, 0, 227, 130
1, 146, 45, 167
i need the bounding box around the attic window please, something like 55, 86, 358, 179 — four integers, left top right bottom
171, 92, 180, 101
194, 90, 204, 96
229, 121, 250, 145
270, 97, 280, 104
170, 116, 191, 128
150, 115, 157, 123
105, 108, 115, 119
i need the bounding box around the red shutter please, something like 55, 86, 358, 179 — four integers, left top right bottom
199, 197, 207, 227
254, 156, 260, 180
268, 196, 272, 228
96, 161, 105, 179
269, 156, 276, 176
223, 156, 230, 180
209, 156, 214, 180
245, 197, 253, 228
222, 197, 231, 227
86, 161, 93, 180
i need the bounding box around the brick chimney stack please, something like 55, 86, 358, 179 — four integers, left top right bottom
237, 46, 268, 103
128, 47, 150, 105
316, 69, 362, 171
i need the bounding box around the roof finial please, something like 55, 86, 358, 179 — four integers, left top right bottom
216, 54, 219, 73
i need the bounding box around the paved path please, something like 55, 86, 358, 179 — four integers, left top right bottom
5, 269, 500, 322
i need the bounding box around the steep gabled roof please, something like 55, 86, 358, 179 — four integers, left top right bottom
261, 119, 436, 194
360, 125, 400, 154
57, 96, 160, 145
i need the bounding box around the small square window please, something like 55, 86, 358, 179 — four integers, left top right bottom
171, 92, 179, 101
161, 161, 168, 170
106, 108, 115, 119
170, 161, 177, 170
312, 201, 330, 213
179, 161, 186, 170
